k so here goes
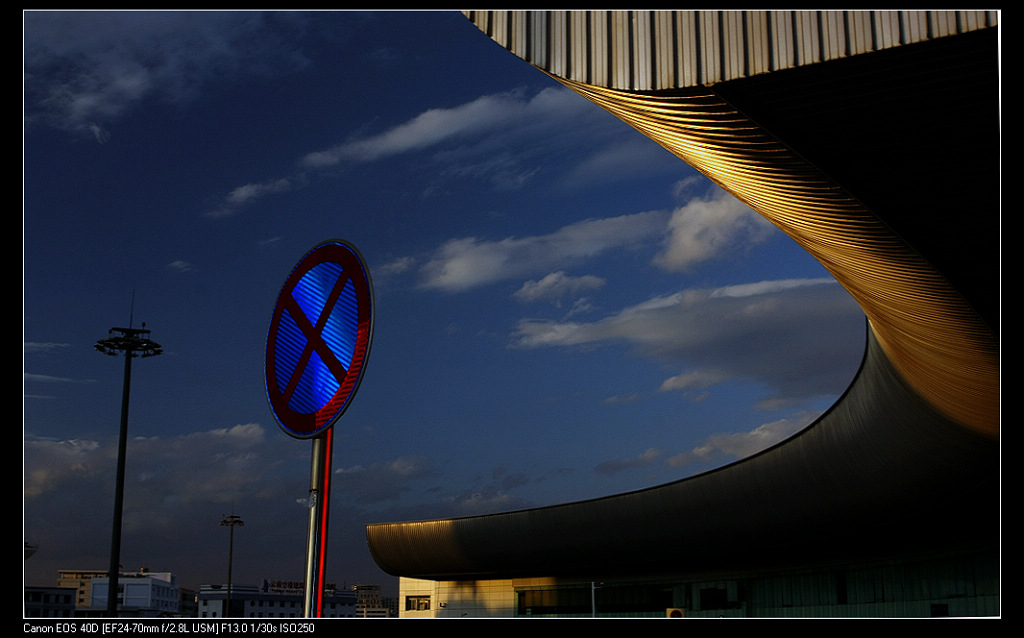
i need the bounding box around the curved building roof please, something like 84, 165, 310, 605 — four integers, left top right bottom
366, 11, 999, 581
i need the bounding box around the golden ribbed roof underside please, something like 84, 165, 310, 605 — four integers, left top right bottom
553, 76, 998, 437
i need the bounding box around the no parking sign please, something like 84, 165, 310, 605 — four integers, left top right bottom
265, 239, 374, 439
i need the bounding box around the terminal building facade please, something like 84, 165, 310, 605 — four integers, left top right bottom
367, 11, 1000, 618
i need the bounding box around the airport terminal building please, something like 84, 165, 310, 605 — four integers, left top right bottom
367, 11, 1000, 618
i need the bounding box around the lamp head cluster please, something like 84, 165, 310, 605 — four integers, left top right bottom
94, 325, 163, 358
221, 514, 244, 528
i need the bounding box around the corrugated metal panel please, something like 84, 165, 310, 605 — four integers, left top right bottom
509, 10, 528, 66
700, 11, 722, 85
464, 10, 997, 89
794, 10, 821, 66
632, 11, 653, 91
722, 11, 746, 81
770, 11, 796, 71
652, 11, 676, 89
820, 11, 847, 61
677, 12, 700, 87
568, 11, 588, 84
529, 11, 547, 71
903, 10, 931, 42
548, 10, 567, 79
875, 11, 903, 49
590, 11, 608, 87
847, 11, 875, 54
610, 11, 631, 89
746, 11, 772, 77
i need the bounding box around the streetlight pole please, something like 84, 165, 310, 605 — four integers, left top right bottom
95, 323, 162, 617
591, 581, 604, 618
221, 515, 244, 617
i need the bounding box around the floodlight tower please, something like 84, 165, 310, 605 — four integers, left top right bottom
94, 323, 162, 617
220, 514, 244, 617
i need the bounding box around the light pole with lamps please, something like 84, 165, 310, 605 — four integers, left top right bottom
94, 322, 162, 617
221, 514, 244, 617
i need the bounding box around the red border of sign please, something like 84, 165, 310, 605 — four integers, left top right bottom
265, 240, 374, 439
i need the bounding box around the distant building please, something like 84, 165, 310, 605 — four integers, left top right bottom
197, 583, 357, 618
88, 569, 180, 617
351, 583, 392, 618
24, 586, 76, 618
178, 587, 197, 617
381, 596, 398, 618
56, 569, 107, 609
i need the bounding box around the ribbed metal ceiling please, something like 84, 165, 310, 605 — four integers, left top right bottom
463, 10, 997, 91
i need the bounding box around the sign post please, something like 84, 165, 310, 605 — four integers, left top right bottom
303, 429, 332, 617
265, 239, 374, 617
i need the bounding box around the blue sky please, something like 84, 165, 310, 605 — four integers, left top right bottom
23, 10, 866, 596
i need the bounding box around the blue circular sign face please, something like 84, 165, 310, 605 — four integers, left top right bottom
265, 240, 374, 439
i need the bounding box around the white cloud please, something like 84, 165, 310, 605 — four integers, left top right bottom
659, 369, 728, 392
378, 255, 417, 276
24, 11, 310, 137
590, 413, 817, 482
513, 271, 606, 304
23, 342, 71, 354
209, 86, 605, 215
197, 422, 266, 445
301, 87, 592, 168
418, 211, 668, 292
333, 455, 437, 504
436, 465, 535, 516
654, 189, 775, 272
594, 447, 663, 475
24, 423, 310, 589
24, 373, 78, 384
206, 177, 296, 218
513, 277, 843, 352
377, 181, 785, 298
224, 178, 294, 206
666, 412, 818, 468
709, 278, 835, 298
24, 437, 104, 498
304, 91, 522, 166
559, 136, 683, 188
513, 277, 864, 404
24, 423, 278, 504
166, 260, 196, 272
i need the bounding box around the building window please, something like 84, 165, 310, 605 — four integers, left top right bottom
517, 587, 589, 616
405, 595, 430, 611
699, 587, 728, 610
